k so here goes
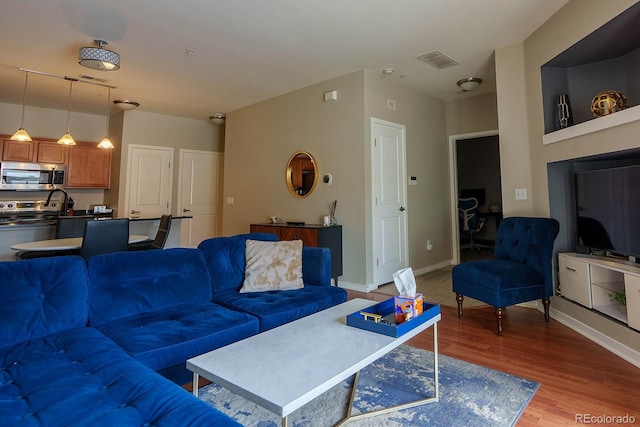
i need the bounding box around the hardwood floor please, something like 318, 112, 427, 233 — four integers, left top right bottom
348, 289, 640, 426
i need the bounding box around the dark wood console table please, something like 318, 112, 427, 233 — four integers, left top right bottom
250, 223, 343, 284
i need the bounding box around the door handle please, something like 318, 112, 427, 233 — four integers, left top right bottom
183, 208, 191, 213
130, 209, 140, 214
399, 206, 406, 212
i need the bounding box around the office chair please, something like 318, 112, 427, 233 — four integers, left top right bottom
80, 218, 129, 260
452, 217, 560, 335
458, 197, 487, 251
128, 215, 172, 251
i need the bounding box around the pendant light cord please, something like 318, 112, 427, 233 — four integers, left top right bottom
105, 87, 111, 134
20, 72, 28, 126
65, 80, 74, 132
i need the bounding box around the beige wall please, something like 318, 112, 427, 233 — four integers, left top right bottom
111, 110, 224, 217
223, 70, 451, 289
363, 70, 449, 286
223, 71, 366, 285
445, 93, 498, 136
498, 0, 640, 351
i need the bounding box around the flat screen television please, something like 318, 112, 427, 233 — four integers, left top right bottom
574, 164, 640, 259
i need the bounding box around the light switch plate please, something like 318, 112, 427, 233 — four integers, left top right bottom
515, 189, 528, 200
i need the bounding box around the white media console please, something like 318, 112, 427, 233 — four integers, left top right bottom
558, 253, 640, 331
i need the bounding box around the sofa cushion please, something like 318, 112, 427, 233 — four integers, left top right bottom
0, 256, 89, 348
241, 239, 303, 293
198, 233, 278, 293
87, 248, 212, 325
93, 301, 259, 371
212, 285, 348, 331
0, 327, 240, 426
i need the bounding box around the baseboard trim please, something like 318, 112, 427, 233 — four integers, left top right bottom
412, 260, 454, 277
338, 280, 375, 293
549, 306, 640, 369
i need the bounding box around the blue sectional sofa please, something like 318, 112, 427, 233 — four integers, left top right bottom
198, 233, 347, 331
0, 233, 347, 426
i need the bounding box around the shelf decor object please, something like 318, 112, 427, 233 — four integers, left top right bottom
555, 94, 573, 130
590, 90, 629, 117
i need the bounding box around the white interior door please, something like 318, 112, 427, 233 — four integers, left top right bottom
178, 150, 223, 248
372, 118, 408, 287
127, 145, 173, 218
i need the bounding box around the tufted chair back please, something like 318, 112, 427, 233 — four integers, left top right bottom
493, 217, 560, 295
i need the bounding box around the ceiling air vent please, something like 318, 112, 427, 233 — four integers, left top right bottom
416, 51, 460, 69
77, 74, 109, 83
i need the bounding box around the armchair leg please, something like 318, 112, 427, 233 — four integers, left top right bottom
496, 307, 504, 336
456, 294, 464, 318
542, 297, 550, 324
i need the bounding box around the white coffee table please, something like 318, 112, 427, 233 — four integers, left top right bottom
187, 298, 440, 426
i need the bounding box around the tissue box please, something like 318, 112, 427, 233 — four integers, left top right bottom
394, 293, 423, 324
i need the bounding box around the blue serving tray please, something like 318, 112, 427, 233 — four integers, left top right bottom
346, 298, 440, 338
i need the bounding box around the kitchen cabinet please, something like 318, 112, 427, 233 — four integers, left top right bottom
36, 141, 66, 164
250, 223, 342, 284
66, 141, 112, 188
1, 138, 35, 162
1, 138, 66, 164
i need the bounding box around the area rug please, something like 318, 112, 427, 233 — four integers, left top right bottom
198, 344, 539, 427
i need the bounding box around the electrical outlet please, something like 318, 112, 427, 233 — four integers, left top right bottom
515, 189, 528, 200
426, 240, 433, 251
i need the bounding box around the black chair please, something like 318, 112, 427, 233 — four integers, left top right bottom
128, 215, 172, 251
16, 217, 91, 260
56, 217, 91, 238
80, 218, 130, 260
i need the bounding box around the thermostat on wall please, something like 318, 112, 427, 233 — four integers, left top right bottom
409, 176, 417, 186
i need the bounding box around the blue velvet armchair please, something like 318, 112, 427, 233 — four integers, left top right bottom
452, 216, 559, 335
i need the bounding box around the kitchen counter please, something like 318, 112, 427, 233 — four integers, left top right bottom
0, 215, 191, 261
128, 216, 192, 221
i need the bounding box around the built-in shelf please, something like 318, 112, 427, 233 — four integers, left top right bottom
540, 3, 640, 142
543, 104, 640, 145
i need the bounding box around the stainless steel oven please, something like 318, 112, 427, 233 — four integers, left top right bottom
0, 162, 65, 190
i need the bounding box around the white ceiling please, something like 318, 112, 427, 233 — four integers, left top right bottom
0, 0, 568, 120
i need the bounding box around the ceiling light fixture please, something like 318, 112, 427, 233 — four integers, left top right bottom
113, 99, 140, 110
79, 40, 120, 71
57, 79, 77, 146
209, 113, 225, 125
457, 77, 483, 92
10, 71, 32, 141
97, 87, 115, 149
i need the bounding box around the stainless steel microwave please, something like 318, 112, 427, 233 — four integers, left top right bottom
0, 162, 65, 190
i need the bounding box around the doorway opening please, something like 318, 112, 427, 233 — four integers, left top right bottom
448, 130, 501, 264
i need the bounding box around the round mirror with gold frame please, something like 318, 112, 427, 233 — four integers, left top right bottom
286, 151, 318, 198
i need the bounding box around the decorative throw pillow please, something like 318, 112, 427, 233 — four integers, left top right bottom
240, 239, 304, 293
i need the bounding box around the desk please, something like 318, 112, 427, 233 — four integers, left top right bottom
11, 235, 148, 252
477, 211, 503, 229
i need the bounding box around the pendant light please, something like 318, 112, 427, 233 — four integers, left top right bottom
97, 87, 115, 149
57, 79, 76, 146
10, 71, 32, 141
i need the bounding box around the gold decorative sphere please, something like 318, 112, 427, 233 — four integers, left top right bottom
590, 91, 629, 117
